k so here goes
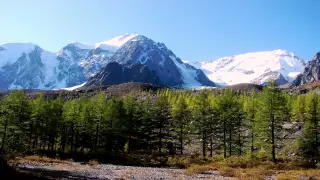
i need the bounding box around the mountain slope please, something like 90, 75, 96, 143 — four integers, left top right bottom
102, 35, 215, 87
0, 43, 59, 89
186, 49, 305, 85
0, 34, 214, 89
85, 62, 162, 87
95, 33, 139, 52
292, 51, 320, 86
0, 35, 139, 90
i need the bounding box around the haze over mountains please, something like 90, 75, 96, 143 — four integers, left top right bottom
0, 33, 316, 90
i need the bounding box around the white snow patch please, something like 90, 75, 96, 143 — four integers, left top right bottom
57, 82, 86, 91
41, 50, 59, 82
95, 33, 139, 52
169, 55, 202, 87
71, 42, 94, 49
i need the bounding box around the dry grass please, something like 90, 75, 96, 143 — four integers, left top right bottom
275, 169, 320, 180
185, 156, 320, 179
186, 164, 216, 174
87, 159, 99, 166
19, 155, 72, 164
219, 167, 237, 177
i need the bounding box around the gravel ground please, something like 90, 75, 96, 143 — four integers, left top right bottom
9, 160, 236, 180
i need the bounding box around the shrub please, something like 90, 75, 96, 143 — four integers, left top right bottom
186, 164, 214, 174
88, 159, 99, 166
219, 167, 236, 177
168, 155, 207, 168
22, 155, 69, 164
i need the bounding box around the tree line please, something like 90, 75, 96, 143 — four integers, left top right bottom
0, 82, 319, 166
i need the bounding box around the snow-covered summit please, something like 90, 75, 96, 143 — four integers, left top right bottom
71, 42, 95, 50
186, 49, 305, 85
94, 33, 139, 52
0, 43, 37, 67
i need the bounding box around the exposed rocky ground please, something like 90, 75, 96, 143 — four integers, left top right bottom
8, 159, 235, 180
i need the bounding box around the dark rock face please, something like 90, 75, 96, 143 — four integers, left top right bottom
85, 62, 162, 87
292, 51, 320, 86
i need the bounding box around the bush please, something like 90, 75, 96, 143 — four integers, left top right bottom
256, 148, 269, 160
22, 155, 70, 164
168, 155, 207, 168
219, 167, 236, 177
186, 164, 213, 174
87, 159, 99, 166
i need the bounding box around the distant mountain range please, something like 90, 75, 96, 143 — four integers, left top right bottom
185, 50, 306, 86
0, 33, 318, 90
0, 34, 214, 89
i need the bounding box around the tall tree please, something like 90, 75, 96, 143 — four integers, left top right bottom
243, 92, 257, 157
171, 95, 190, 155
256, 81, 287, 163
0, 91, 31, 154
291, 95, 306, 122
299, 91, 320, 165
190, 91, 212, 159
150, 94, 171, 153
91, 92, 108, 151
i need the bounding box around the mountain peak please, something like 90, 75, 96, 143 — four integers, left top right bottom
0, 43, 39, 67
1, 42, 37, 50
273, 49, 290, 55
95, 33, 140, 52
70, 41, 94, 50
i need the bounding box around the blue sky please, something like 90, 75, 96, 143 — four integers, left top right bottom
1, 0, 319, 61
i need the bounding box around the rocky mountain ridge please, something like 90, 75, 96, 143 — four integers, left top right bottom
292, 51, 320, 86
0, 34, 214, 89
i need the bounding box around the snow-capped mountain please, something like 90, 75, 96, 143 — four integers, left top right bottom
0, 34, 215, 89
186, 50, 305, 85
0, 43, 58, 89
0, 34, 140, 90
94, 33, 139, 52
96, 35, 215, 88
61, 34, 215, 88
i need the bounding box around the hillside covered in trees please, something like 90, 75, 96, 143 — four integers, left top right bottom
0, 81, 319, 171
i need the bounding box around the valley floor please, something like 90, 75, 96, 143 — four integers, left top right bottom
5, 158, 320, 180
8, 159, 233, 180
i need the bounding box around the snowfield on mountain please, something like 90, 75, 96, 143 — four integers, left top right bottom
186, 49, 305, 85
